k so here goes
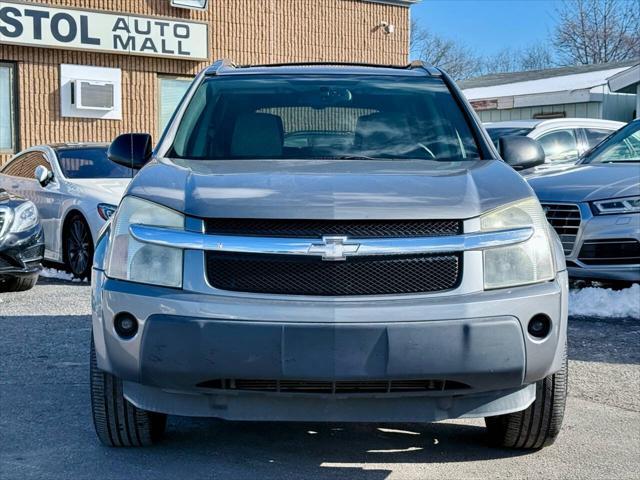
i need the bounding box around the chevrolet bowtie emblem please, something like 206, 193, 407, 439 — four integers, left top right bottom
308, 236, 360, 261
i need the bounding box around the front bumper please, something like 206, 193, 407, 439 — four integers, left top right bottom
92, 268, 568, 421
0, 224, 44, 278
567, 208, 640, 282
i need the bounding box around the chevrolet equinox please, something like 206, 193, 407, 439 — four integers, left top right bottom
91, 61, 568, 449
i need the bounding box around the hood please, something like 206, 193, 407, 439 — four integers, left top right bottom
69, 178, 131, 203
520, 160, 578, 178
125, 158, 534, 220
528, 164, 640, 203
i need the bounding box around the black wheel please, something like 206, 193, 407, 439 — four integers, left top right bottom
90, 336, 167, 447
64, 214, 93, 280
485, 352, 568, 449
0, 274, 38, 292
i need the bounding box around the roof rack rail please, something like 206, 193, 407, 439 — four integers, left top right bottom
237, 61, 400, 69
408, 60, 441, 76
204, 60, 441, 76
235, 61, 439, 75
204, 59, 237, 75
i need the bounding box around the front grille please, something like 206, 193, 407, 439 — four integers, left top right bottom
204, 218, 463, 296
205, 218, 462, 238
197, 378, 470, 394
578, 239, 640, 265
541, 203, 582, 255
205, 252, 461, 296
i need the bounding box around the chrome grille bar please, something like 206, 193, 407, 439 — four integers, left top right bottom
541, 203, 582, 255
129, 224, 533, 258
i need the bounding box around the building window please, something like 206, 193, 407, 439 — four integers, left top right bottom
0, 62, 17, 153
158, 76, 193, 137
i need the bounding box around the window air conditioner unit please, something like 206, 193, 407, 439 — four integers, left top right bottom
170, 0, 209, 10
72, 80, 115, 111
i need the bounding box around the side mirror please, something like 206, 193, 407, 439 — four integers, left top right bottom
499, 136, 545, 170
108, 133, 153, 169
34, 165, 53, 187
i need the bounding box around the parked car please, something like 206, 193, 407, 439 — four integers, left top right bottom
485, 118, 625, 174
90, 61, 568, 449
0, 188, 44, 292
529, 119, 640, 284
0, 144, 135, 279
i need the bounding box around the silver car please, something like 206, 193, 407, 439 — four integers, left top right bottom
529, 119, 640, 283
0, 143, 134, 278
90, 61, 568, 449
485, 118, 624, 175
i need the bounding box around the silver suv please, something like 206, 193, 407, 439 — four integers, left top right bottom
91, 61, 568, 449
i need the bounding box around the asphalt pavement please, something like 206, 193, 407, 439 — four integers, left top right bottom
1, 277, 639, 480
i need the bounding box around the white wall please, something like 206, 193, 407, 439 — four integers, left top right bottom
476, 101, 602, 122
601, 92, 637, 121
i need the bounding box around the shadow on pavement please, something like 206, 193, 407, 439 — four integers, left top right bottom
100, 418, 530, 479
36, 276, 88, 287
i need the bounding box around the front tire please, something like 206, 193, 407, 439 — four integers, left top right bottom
485, 353, 568, 449
90, 337, 167, 447
64, 214, 93, 280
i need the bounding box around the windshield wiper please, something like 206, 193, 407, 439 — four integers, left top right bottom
332, 155, 382, 160
601, 159, 640, 163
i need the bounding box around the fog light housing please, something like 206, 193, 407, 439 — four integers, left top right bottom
528, 314, 551, 339
114, 313, 138, 339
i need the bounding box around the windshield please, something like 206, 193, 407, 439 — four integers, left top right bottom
485, 127, 533, 148
581, 121, 640, 164
168, 75, 481, 161
57, 147, 136, 179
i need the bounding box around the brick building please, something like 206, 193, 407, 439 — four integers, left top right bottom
0, 0, 413, 165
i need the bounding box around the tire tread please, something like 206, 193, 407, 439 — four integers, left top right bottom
90, 336, 166, 447
485, 348, 568, 450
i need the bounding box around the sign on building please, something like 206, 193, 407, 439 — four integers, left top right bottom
0, 1, 209, 61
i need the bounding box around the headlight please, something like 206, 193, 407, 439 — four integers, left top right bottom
105, 196, 184, 288
481, 197, 554, 289
591, 196, 640, 215
9, 201, 39, 233
97, 203, 117, 221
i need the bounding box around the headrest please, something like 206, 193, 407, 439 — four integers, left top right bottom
231, 113, 284, 157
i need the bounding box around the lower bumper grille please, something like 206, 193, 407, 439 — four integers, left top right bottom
205, 252, 461, 296
578, 239, 640, 265
541, 203, 582, 255
197, 379, 471, 394
0, 257, 12, 270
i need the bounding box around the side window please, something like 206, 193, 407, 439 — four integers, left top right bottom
584, 128, 613, 149
536, 129, 579, 162
1, 154, 27, 177
0, 152, 49, 179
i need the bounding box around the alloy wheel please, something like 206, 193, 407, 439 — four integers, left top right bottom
67, 218, 91, 278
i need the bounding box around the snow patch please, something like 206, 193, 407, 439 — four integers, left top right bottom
39, 268, 83, 283
569, 284, 640, 319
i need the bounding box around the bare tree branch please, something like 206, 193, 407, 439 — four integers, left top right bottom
410, 20, 482, 80
553, 0, 640, 64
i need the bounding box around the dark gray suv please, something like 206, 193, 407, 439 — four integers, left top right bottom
91, 61, 568, 449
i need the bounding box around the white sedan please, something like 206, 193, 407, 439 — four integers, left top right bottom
0, 143, 134, 278
484, 118, 625, 174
